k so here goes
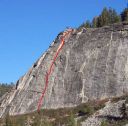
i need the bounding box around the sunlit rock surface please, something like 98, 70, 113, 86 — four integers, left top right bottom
0, 22, 128, 117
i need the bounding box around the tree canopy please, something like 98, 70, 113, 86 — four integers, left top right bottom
79, 7, 126, 29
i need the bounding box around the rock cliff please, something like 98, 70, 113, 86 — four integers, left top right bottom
0, 22, 128, 117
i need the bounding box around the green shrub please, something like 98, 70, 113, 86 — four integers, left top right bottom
101, 120, 108, 126
68, 113, 76, 126
5, 114, 13, 126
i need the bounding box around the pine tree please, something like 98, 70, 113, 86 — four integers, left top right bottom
94, 7, 120, 27
121, 8, 128, 21
108, 8, 120, 24
92, 17, 98, 28
84, 20, 91, 28
97, 16, 102, 27
99, 7, 110, 26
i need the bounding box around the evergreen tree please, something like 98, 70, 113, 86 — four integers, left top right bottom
99, 7, 110, 26
108, 8, 120, 24
121, 8, 128, 21
97, 16, 102, 27
78, 6, 124, 30
84, 20, 91, 28
93, 7, 120, 27
92, 17, 98, 28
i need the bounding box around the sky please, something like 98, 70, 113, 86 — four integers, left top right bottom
0, 0, 126, 83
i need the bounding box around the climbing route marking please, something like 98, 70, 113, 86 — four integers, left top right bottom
37, 29, 73, 112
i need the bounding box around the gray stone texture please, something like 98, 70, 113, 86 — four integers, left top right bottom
0, 23, 128, 117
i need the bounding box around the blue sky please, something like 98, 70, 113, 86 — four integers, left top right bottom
0, 0, 126, 83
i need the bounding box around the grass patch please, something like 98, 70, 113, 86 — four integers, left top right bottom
1, 96, 124, 126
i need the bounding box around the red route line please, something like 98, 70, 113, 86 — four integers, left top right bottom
37, 29, 73, 112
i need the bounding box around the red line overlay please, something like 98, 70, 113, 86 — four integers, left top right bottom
37, 29, 73, 112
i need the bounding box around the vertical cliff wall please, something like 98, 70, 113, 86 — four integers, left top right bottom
0, 23, 128, 117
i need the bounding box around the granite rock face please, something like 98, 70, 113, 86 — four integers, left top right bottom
0, 23, 128, 117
